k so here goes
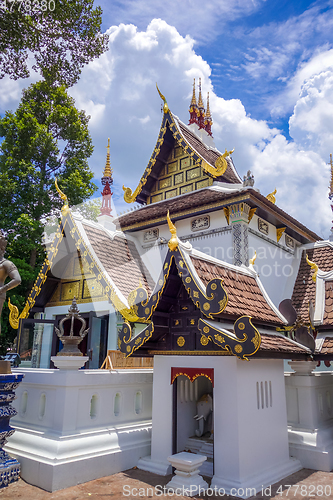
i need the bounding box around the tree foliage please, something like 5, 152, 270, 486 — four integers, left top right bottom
0, 80, 98, 349
0, 0, 109, 87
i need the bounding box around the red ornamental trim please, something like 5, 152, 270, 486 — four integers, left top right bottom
171, 367, 214, 387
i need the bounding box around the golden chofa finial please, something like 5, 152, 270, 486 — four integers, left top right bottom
55, 178, 70, 216
103, 138, 112, 178
156, 83, 169, 113
249, 251, 257, 266
167, 210, 178, 251
266, 188, 277, 204
190, 78, 197, 107
306, 254, 319, 283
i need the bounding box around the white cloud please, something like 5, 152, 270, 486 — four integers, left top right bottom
100, 0, 265, 42
1, 18, 332, 238
289, 67, 333, 158
68, 19, 332, 237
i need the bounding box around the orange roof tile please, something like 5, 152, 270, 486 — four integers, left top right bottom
82, 224, 154, 298
292, 246, 333, 324
190, 256, 283, 325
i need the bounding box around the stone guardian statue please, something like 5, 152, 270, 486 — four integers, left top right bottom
0, 231, 21, 334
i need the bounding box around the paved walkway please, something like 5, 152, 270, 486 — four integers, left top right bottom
0, 468, 333, 499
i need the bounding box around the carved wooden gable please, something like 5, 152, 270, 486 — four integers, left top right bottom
46, 253, 108, 307
148, 143, 213, 204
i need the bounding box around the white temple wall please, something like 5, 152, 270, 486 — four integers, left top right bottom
247, 231, 299, 306
139, 355, 300, 496
285, 363, 333, 471
6, 368, 153, 492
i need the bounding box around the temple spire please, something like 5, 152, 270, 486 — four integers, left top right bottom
100, 138, 113, 217
103, 138, 113, 179
188, 78, 199, 125
197, 78, 205, 130
204, 92, 213, 137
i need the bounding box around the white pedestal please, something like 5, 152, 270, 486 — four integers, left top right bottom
51, 356, 89, 370
166, 452, 208, 497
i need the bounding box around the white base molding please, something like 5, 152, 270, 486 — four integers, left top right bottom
211, 458, 302, 499
289, 426, 333, 471
137, 455, 172, 475
5, 422, 151, 492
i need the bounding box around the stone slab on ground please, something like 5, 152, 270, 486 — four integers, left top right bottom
0, 468, 333, 499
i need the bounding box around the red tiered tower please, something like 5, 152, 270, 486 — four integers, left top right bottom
188, 78, 199, 126
100, 138, 113, 216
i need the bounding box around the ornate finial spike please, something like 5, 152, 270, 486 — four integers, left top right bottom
206, 92, 211, 118
266, 188, 277, 204
306, 254, 319, 282
198, 77, 204, 109
190, 78, 197, 106
55, 178, 70, 216
156, 83, 169, 113
167, 210, 178, 251
103, 138, 112, 179
249, 251, 257, 266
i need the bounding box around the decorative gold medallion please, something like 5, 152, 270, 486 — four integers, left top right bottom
185, 277, 191, 283
203, 302, 210, 311
145, 307, 150, 315
200, 335, 209, 346
211, 283, 217, 290
238, 322, 245, 330
177, 336, 185, 347
203, 326, 210, 334
235, 344, 243, 354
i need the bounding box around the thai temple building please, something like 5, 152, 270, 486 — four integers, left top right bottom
5, 81, 333, 495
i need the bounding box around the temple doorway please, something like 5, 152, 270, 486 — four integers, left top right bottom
172, 371, 214, 477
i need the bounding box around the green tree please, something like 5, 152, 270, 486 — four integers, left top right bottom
0, 0, 108, 87
0, 80, 98, 350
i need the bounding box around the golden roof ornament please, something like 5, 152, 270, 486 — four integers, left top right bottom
156, 83, 169, 113
306, 254, 319, 283
103, 138, 113, 179
55, 178, 70, 216
266, 188, 277, 204
249, 251, 257, 266
201, 148, 234, 178
190, 78, 197, 107
206, 92, 211, 119
167, 211, 178, 251
276, 227, 286, 243
198, 78, 204, 110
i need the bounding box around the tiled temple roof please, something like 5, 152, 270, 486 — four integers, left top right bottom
174, 117, 241, 184
82, 223, 154, 298
190, 256, 284, 325
259, 333, 309, 354
292, 246, 333, 322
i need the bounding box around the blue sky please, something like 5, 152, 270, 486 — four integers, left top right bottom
1, 0, 333, 237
